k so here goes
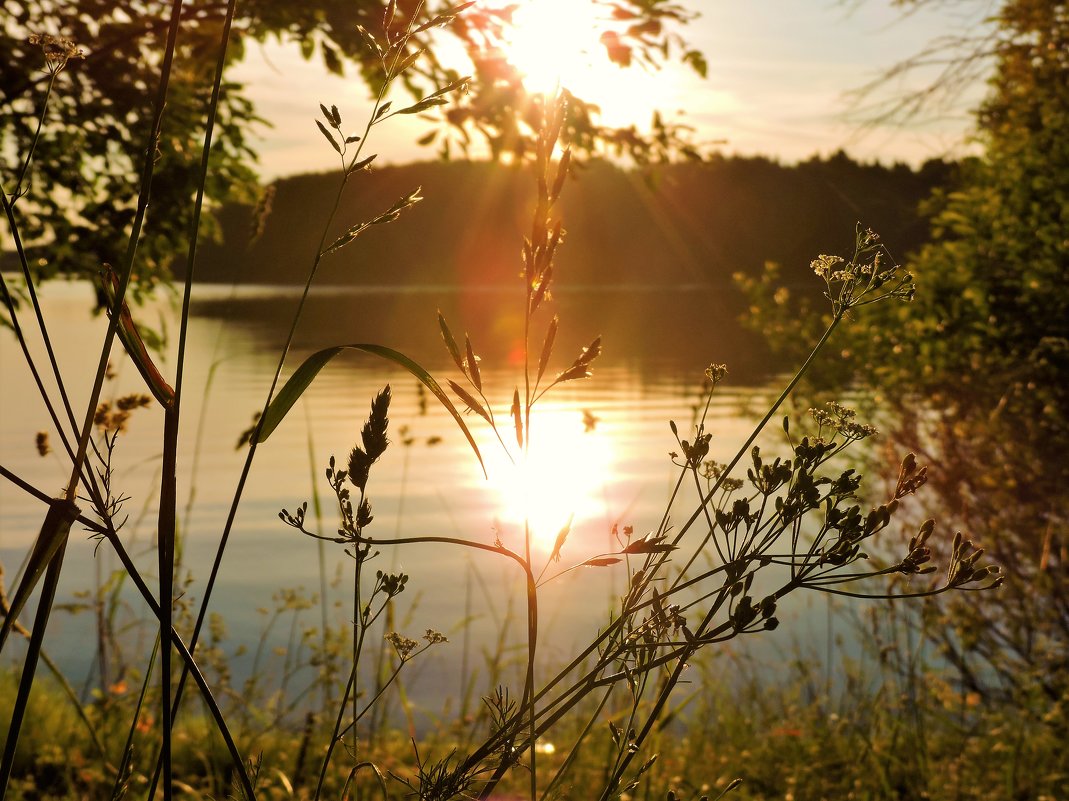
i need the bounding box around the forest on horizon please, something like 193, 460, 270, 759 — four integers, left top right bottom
183, 151, 954, 303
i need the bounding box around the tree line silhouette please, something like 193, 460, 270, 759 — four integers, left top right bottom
191, 152, 954, 312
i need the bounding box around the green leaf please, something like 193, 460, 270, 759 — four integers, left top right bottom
394, 96, 449, 115
548, 514, 573, 564
323, 185, 420, 254
395, 48, 424, 75
316, 119, 341, 153
683, 49, 708, 78
584, 557, 621, 568
551, 149, 571, 202
622, 535, 676, 555
431, 76, 471, 98
537, 315, 558, 383
322, 44, 343, 76
346, 153, 377, 176
413, 3, 476, 34
448, 379, 491, 424
355, 24, 382, 59
465, 335, 482, 391
256, 345, 485, 477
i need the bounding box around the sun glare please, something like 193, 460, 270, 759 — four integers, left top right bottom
507, 0, 602, 95
503, 0, 668, 128
486, 406, 614, 554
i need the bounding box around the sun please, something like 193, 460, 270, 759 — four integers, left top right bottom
485, 405, 615, 554
506, 0, 603, 96
501, 0, 668, 128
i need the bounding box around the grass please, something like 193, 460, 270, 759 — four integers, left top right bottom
0, 4, 1018, 801
3, 624, 1064, 801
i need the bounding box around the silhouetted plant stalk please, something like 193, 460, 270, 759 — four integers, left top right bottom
0, 2, 228, 797
153, 4, 473, 796
277, 90, 1001, 797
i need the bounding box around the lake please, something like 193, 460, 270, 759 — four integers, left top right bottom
1, 280, 852, 721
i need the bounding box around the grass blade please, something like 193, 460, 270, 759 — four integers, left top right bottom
0, 538, 68, 797
111, 635, 161, 801
256, 344, 485, 476
102, 530, 256, 801
0, 498, 78, 651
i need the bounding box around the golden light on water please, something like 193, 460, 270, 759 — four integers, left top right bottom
485, 405, 615, 553
503, 0, 667, 127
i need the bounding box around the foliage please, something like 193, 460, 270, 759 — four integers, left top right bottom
740, 0, 1069, 754
0, 0, 705, 295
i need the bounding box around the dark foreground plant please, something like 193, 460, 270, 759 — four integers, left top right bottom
268, 93, 1002, 800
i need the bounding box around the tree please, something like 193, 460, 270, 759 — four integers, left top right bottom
1, 0, 706, 295
878, 0, 1068, 716
745, 0, 1068, 728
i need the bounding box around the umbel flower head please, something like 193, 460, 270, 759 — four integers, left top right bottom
28, 33, 85, 74
348, 385, 391, 491
812, 226, 915, 315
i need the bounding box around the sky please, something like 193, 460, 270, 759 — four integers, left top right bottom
231, 0, 996, 179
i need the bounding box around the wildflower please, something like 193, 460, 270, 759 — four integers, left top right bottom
93, 394, 152, 433
116, 393, 151, 412
423, 629, 448, 645
810, 402, 877, 441
810, 254, 844, 278
385, 632, 419, 659
28, 33, 85, 73
705, 363, 728, 384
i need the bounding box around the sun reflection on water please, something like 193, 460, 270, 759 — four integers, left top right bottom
484, 403, 615, 554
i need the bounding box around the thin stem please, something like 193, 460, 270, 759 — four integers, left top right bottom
168, 16, 409, 737
0, 463, 107, 532
314, 669, 356, 801
11, 70, 58, 199
110, 636, 160, 801
539, 686, 612, 801
149, 0, 236, 794
99, 525, 255, 800
671, 309, 846, 550
65, 0, 186, 506
0, 537, 68, 798
0, 189, 81, 455
0, 289, 72, 468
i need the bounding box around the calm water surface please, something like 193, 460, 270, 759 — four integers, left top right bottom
1, 281, 843, 716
